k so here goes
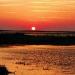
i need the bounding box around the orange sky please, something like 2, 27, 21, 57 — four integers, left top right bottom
0, 0, 75, 30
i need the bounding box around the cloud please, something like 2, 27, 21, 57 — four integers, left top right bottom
0, 0, 23, 6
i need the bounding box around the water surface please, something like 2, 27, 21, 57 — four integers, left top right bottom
0, 45, 75, 75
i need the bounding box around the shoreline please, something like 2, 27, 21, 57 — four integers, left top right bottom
0, 31, 75, 46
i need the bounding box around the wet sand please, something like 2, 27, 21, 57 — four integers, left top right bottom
0, 45, 75, 75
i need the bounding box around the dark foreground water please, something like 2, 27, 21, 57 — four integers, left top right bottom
0, 45, 75, 75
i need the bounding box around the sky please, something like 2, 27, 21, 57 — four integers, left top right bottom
0, 0, 75, 31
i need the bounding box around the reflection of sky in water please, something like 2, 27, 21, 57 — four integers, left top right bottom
0, 45, 75, 75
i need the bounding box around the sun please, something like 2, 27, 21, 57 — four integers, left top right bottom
32, 27, 36, 31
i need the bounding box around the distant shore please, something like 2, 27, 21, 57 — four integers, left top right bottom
0, 30, 75, 46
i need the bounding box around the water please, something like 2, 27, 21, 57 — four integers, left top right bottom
0, 45, 75, 75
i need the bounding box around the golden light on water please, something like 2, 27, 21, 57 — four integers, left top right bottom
0, 45, 75, 75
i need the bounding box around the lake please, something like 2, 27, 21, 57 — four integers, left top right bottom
0, 45, 75, 75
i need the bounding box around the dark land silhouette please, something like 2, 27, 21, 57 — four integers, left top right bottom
0, 65, 15, 75
0, 30, 75, 46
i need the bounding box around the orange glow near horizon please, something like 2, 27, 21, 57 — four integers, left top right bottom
0, 0, 75, 30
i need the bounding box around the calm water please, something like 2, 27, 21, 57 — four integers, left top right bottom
0, 45, 75, 75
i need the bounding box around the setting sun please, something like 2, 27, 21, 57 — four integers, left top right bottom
32, 27, 36, 31
0, 0, 75, 30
